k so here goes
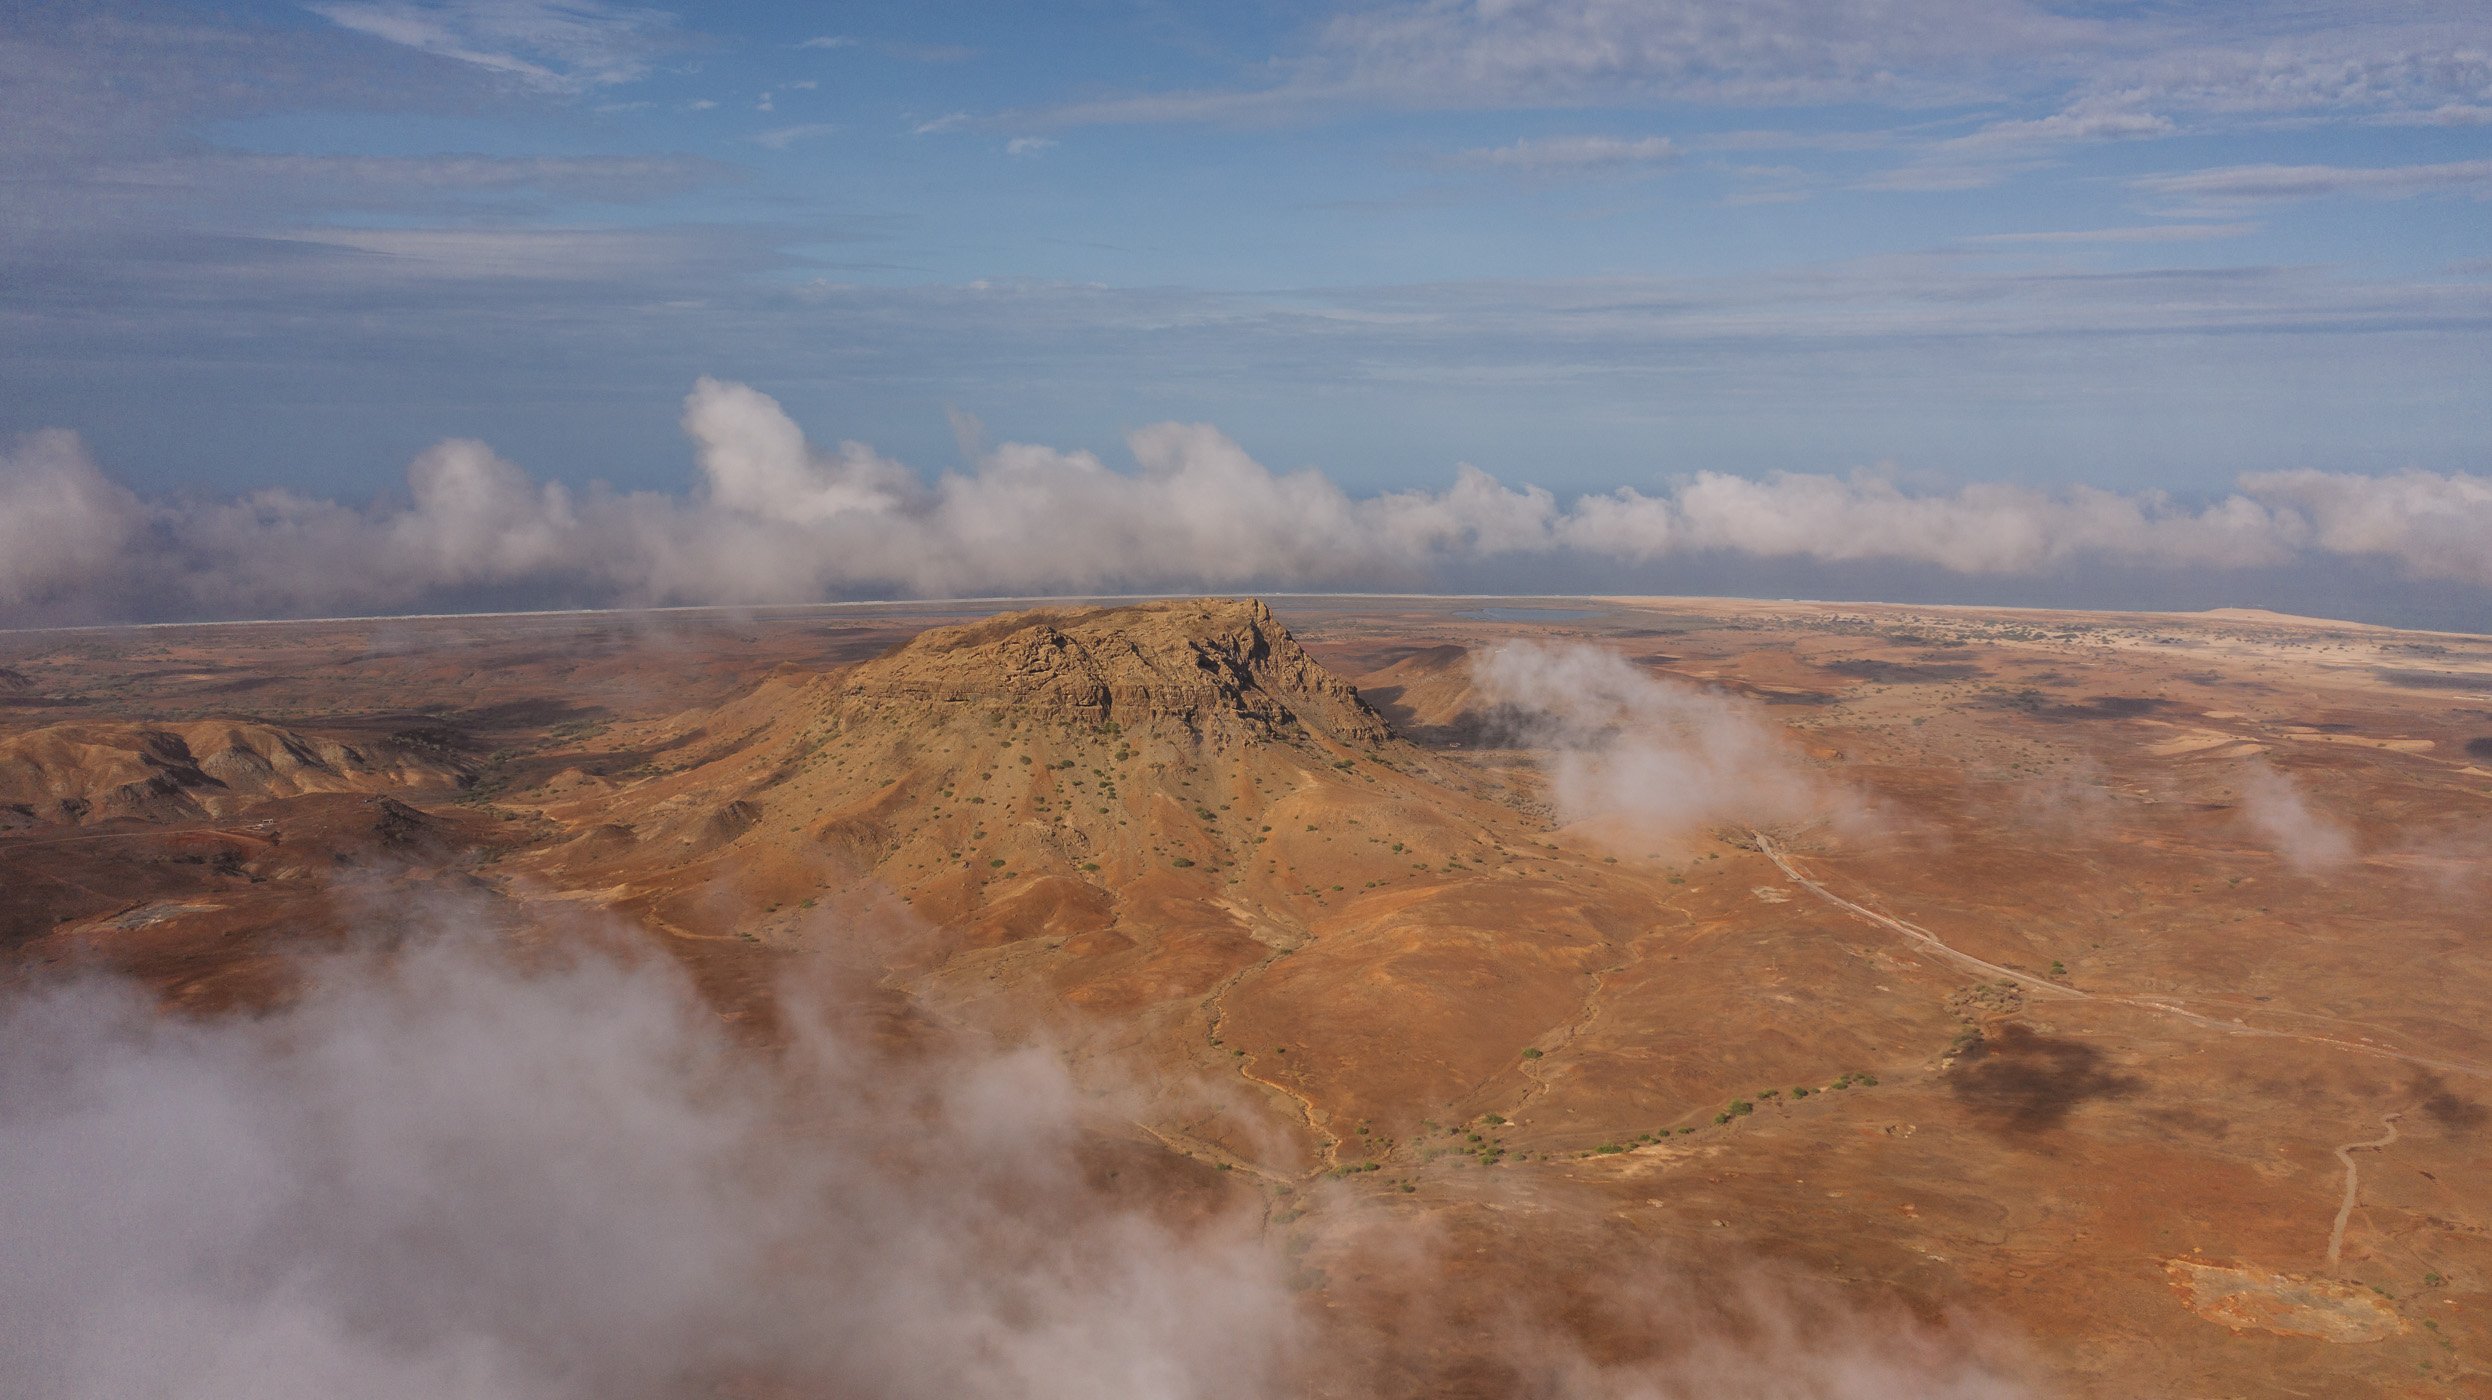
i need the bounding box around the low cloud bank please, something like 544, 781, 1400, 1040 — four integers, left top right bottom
7, 376, 2487, 624
0, 931, 1298, 1400
0, 914, 2038, 1397
1471, 641, 1839, 848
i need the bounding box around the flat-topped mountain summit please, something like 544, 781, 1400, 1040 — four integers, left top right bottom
833, 598, 1392, 748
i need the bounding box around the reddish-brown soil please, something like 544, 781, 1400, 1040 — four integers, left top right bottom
4, 595, 2487, 1396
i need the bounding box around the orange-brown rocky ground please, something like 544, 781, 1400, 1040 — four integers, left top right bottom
3, 595, 2487, 1396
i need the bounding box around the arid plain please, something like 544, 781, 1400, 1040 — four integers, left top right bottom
4, 595, 2488, 1397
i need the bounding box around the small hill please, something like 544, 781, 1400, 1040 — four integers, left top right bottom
0, 720, 468, 824
522, 598, 1677, 1149
545, 599, 1444, 891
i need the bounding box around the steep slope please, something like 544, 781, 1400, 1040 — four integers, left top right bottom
1352, 643, 1498, 745
544, 599, 1468, 902
528, 599, 1678, 1155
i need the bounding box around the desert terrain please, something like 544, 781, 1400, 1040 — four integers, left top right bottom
3, 594, 2488, 1397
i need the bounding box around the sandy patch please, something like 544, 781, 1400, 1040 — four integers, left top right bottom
2165, 1260, 2404, 1343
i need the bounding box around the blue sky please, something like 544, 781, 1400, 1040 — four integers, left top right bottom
1, 1, 2489, 626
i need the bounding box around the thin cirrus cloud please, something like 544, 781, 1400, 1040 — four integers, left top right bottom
750, 123, 840, 151
4, 378, 2490, 624
1452, 135, 1677, 172
112, 152, 733, 206
307, 0, 679, 92
2133, 158, 2492, 205
1047, 0, 2490, 127
1961, 223, 2259, 246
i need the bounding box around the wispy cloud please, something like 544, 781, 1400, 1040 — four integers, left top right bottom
1043, 0, 2492, 141
883, 41, 978, 64
1005, 136, 1056, 157
307, 0, 679, 92
1963, 222, 2258, 246
1473, 641, 1844, 850
1453, 134, 1676, 173
2238, 761, 2356, 873
102, 152, 731, 205
1949, 105, 2175, 150
912, 112, 972, 136
797, 34, 855, 50
0, 924, 1306, 1399
266, 226, 712, 279
2134, 159, 2492, 205
751, 123, 839, 151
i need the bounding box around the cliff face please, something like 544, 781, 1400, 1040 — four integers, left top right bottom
833, 598, 1393, 748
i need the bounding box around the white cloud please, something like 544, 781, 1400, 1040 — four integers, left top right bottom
1005, 136, 1057, 156
2133, 158, 2492, 204
308, 0, 676, 92
123, 151, 728, 204
7, 377, 2492, 624
798, 34, 856, 50
1044, 1, 2492, 142
1957, 106, 2175, 147
2237, 762, 2356, 873
913, 112, 972, 136
270, 227, 702, 279
0, 924, 1302, 1399
0, 431, 145, 614
2239, 466, 2492, 588
1454, 134, 1676, 172
1471, 641, 1839, 849
750, 123, 839, 151
1962, 223, 2257, 246
0, 893, 2036, 1398
1294, 0, 2092, 108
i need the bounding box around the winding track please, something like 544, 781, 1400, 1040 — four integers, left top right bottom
1753, 833, 2492, 1082
2326, 1114, 2401, 1267
1753, 834, 2081, 1001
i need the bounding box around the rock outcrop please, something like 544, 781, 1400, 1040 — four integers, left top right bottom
831, 598, 1393, 748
